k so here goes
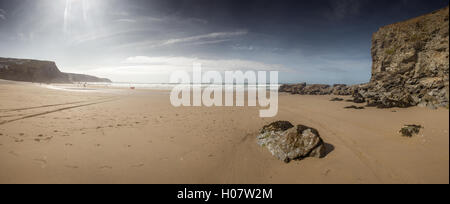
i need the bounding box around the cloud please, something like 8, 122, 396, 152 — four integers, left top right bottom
114, 30, 248, 50
0, 9, 6, 20
115, 19, 137, 23
161, 30, 248, 46
121, 56, 288, 72
329, 0, 364, 19
71, 56, 289, 83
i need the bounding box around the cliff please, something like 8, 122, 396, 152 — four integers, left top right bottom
0, 58, 112, 83
279, 6, 449, 109
358, 6, 449, 108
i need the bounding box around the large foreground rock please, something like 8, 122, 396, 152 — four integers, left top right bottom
257, 121, 326, 163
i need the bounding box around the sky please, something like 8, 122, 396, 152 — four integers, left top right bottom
0, 0, 448, 84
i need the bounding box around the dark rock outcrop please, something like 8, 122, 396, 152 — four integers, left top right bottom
257, 121, 326, 163
344, 105, 365, 110
0, 57, 112, 83
279, 83, 358, 96
330, 97, 344, 102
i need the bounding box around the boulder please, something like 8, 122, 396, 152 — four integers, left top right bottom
257, 121, 326, 163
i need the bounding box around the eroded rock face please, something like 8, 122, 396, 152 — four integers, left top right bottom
361, 6, 449, 108
257, 121, 326, 163
279, 7, 449, 109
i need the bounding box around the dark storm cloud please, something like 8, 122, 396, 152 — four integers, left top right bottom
0, 0, 448, 83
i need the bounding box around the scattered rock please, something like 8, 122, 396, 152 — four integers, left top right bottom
279, 83, 358, 96
257, 121, 326, 163
400, 125, 423, 137
344, 105, 365, 110
330, 97, 344, 102
352, 93, 366, 103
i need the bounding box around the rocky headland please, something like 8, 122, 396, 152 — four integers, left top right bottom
280, 6, 449, 109
0, 57, 111, 83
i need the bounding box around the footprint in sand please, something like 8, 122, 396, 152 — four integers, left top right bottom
99, 165, 113, 170
131, 163, 144, 168
0, 133, 3, 136
322, 169, 332, 176
65, 143, 73, 146
19, 133, 25, 136
65, 165, 79, 169
15, 138, 24, 143
9, 151, 19, 157
34, 158, 47, 168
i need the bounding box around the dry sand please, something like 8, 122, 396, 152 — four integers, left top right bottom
0, 80, 448, 184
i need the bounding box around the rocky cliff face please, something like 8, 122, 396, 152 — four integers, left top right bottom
359, 6, 449, 108
0, 58, 111, 83
280, 6, 449, 109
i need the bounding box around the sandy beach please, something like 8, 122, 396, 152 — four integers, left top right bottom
0, 80, 448, 184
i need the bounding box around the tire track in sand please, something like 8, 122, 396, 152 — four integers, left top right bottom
0, 97, 119, 125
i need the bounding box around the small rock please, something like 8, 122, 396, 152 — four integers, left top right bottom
400, 125, 423, 137
344, 105, 365, 110
330, 97, 344, 102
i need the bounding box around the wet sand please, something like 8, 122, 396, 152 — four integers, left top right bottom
0, 80, 448, 184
